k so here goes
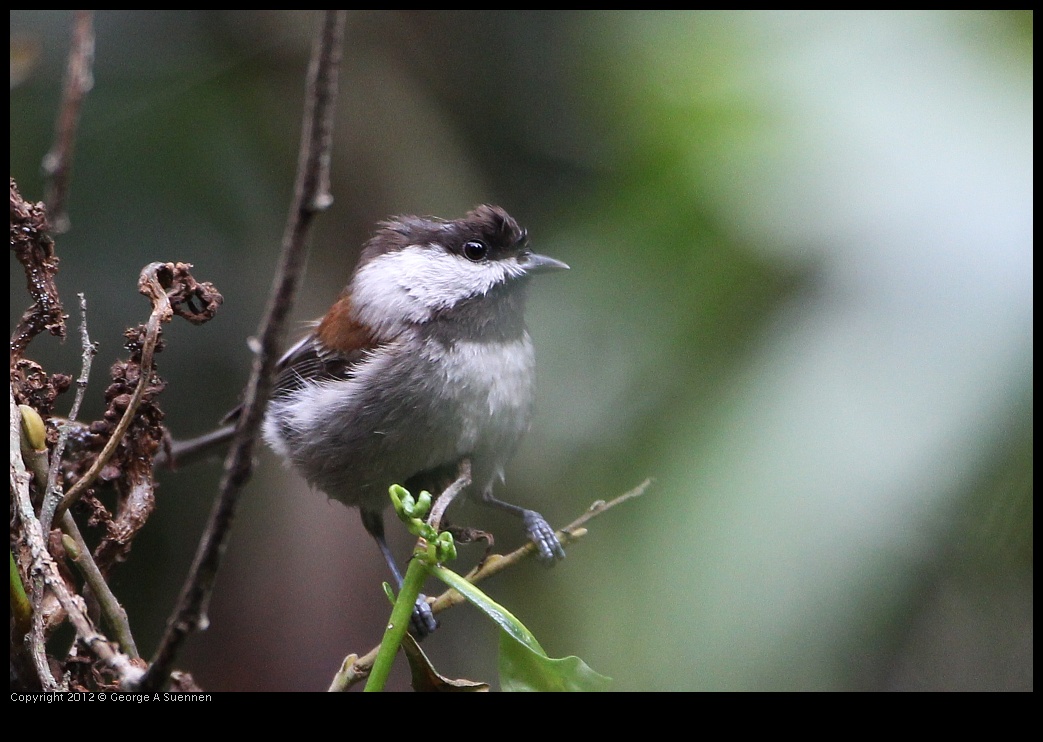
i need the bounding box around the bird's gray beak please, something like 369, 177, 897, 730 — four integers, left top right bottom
521, 252, 570, 274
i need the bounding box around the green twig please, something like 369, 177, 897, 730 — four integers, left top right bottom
59, 511, 139, 658
364, 556, 430, 692
10, 550, 31, 636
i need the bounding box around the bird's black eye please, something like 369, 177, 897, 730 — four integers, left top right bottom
462, 240, 488, 262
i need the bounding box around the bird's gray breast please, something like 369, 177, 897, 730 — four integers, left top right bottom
266, 332, 535, 508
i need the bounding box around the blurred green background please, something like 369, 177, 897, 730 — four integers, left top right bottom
10, 10, 1032, 691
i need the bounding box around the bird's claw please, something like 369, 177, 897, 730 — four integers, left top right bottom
523, 510, 566, 564
410, 594, 439, 640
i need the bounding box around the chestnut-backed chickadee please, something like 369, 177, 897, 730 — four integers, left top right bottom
261, 204, 568, 635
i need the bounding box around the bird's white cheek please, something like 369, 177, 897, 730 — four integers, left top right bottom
350, 245, 519, 333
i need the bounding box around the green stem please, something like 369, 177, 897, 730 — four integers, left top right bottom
364, 555, 429, 692
60, 511, 139, 658
10, 550, 32, 636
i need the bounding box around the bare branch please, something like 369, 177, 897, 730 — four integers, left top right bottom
43, 10, 95, 234
143, 10, 346, 692
39, 294, 95, 536
447, 478, 654, 589
161, 423, 236, 468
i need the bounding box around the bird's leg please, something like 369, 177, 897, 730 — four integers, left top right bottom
360, 508, 438, 639
479, 486, 565, 564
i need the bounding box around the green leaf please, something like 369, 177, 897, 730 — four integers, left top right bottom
499, 633, 613, 692
430, 565, 544, 654
430, 564, 612, 692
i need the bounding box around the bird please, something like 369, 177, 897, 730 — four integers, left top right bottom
256, 204, 569, 636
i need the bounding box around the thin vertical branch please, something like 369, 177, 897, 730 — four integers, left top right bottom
40, 294, 94, 536
43, 10, 95, 234
142, 10, 346, 692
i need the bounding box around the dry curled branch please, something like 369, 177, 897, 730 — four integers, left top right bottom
56, 263, 218, 519
10, 178, 66, 358
54, 264, 221, 573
